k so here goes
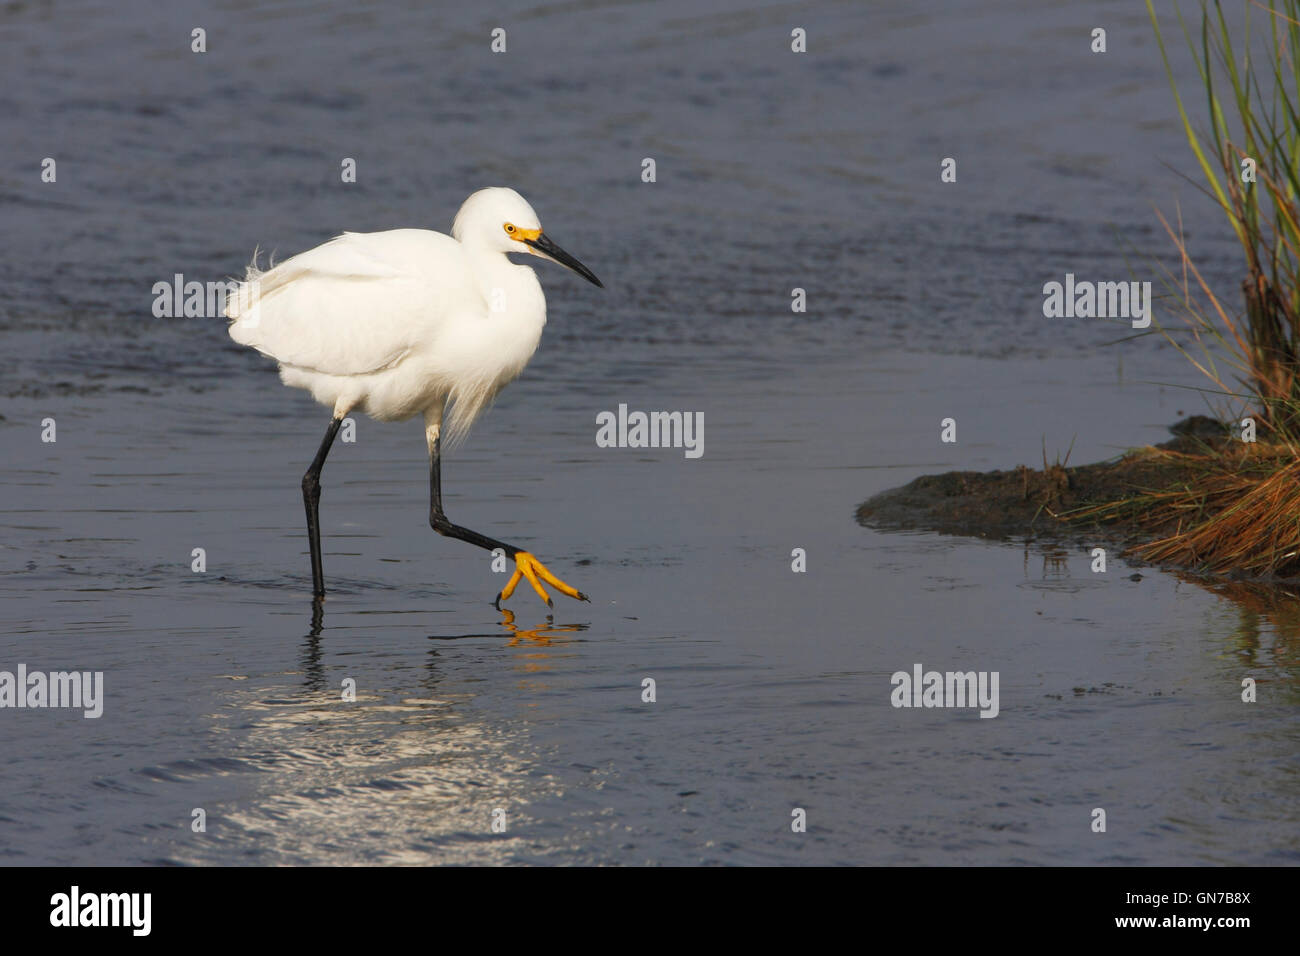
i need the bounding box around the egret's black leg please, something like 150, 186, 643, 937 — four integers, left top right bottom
427, 435, 518, 557
427, 436, 589, 608
303, 416, 343, 597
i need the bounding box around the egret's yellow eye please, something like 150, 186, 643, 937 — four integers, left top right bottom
506, 224, 542, 242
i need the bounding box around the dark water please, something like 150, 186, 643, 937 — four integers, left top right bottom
0, 0, 1296, 865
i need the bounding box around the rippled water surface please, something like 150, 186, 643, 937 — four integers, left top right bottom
0, 0, 1296, 865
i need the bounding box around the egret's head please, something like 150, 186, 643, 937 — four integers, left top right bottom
453, 186, 603, 288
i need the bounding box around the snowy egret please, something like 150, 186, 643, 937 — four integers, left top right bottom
225, 186, 602, 608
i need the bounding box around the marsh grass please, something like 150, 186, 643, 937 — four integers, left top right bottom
1069, 441, 1300, 575
1066, 2, 1300, 578
1146, 0, 1300, 432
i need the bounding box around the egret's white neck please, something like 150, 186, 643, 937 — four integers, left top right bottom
463, 244, 547, 331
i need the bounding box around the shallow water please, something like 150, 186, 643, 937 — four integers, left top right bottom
1, 0, 1296, 865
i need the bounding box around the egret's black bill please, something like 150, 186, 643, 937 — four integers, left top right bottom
525, 233, 603, 288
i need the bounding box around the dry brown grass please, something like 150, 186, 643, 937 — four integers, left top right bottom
1085, 3, 1300, 580
1068, 441, 1300, 577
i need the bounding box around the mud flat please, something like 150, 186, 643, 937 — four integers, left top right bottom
854, 416, 1293, 583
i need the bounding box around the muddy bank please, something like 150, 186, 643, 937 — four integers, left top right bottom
856, 416, 1236, 550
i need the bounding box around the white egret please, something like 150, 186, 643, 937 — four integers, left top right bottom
224, 186, 602, 608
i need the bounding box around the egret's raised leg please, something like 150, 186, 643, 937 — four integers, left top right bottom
302, 416, 343, 597
425, 422, 588, 609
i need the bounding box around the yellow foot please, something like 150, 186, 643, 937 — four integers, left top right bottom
494, 551, 590, 609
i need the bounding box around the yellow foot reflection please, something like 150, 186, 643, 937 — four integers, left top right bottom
494, 551, 590, 609
498, 608, 588, 646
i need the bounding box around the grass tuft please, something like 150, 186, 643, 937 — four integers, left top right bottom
1073, 2, 1300, 578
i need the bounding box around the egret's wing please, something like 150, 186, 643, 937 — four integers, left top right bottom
226, 230, 478, 376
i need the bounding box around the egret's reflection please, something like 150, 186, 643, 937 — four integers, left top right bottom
300, 599, 589, 692
299, 596, 327, 692
196, 599, 578, 865
500, 608, 588, 646
423, 608, 589, 645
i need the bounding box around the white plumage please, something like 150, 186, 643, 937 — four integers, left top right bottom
226, 187, 567, 443
226, 187, 603, 608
